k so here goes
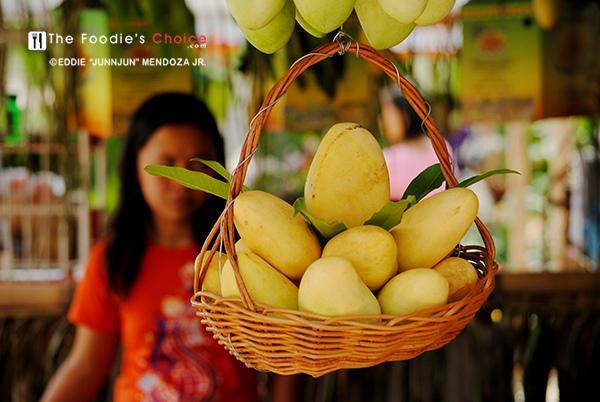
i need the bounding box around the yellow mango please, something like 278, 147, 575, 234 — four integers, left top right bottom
299, 257, 381, 318
356, 0, 415, 49
323, 225, 397, 290
240, 1, 295, 54
305, 123, 390, 228
234, 190, 321, 280
433, 257, 479, 302
226, 0, 287, 30
390, 188, 479, 271
378, 0, 427, 24
220, 251, 298, 310
235, 239, 249, 253
415, 0, 456, 26
194, 251, 227, 296
378, 268, 449, 315
293, 0, 355, 33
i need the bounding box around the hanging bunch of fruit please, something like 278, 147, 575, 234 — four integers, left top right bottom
226, 0, 457, 53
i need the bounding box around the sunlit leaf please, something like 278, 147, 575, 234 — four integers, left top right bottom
144, 165, 230, 199
364, 196, 416, 230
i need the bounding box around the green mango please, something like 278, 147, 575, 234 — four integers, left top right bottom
296, 10, 326, 38
378, 0, 427, 24
240, 1, 295, 54
356, 0, 415, 49
415, 0, 456, 26
226, 0, 287, 30
293, 0, 355, 33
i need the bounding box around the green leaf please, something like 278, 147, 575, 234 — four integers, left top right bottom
458, 169, 520, 188
292, 198, 347, 239
144, 165, 230, 199
190, 158, 251, 192
402, 163, 446, 201
190, 158, 232, 182
364, 196, 416, 230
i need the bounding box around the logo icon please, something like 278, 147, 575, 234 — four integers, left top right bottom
28, 31, 47, 50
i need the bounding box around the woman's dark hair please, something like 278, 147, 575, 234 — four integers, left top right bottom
391, 95, 424, 140
106, 92, 225, 297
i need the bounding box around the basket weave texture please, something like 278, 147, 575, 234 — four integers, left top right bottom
192, 40, 497, 377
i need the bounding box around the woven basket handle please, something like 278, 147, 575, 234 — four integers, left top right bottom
197, 40, 496, 310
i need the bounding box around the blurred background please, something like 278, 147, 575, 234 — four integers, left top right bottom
0, 0, 598, 401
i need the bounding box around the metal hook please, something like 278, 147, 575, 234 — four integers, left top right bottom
333, 30, 357, 56
456, 244, 463, 258
420, 100, 433, 136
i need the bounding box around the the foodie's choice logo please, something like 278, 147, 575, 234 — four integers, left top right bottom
34, 31, 209, 68
28, 31, 47, 50
27, 31, 207, 49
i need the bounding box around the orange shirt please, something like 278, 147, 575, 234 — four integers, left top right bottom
68, 240, 259, 402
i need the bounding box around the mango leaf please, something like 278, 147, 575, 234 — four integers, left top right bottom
144, 165, 230, 199
364, 196, 416, 230
293, 197, 347, 239
190, 158, 251, 191
401, 163, 445, 201
190, 158, 231, 181
458, 169, 520, 188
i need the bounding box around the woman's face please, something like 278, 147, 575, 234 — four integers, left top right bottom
137, 123, 218, 225
380, 96, 407, 145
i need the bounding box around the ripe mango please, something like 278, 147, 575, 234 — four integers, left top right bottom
226, 0, 287, 30
378, 0, 427, 24
305, 123, 390, 228
378, 268, 449, 315
323, 225, 397, 290
293, 0, 355, 33
433, 257, 479, 302
390, 188, 479, 271
415, 0, 456, 26
233, 190, 321, 280
356, 0, 415, 49
240, 0, 295, 54
299, 257, 381, 318
235, 239, 250, 253
195, 251, 227, 296
220, 251, 298, 310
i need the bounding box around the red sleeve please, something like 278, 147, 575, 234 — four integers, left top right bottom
68, 240, 120, 333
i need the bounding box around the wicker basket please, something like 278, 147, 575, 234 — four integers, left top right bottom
192, 39, 497, 377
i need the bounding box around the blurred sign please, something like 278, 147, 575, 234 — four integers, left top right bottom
459, 1, 543, 122
460, 0, 600, 122
78, 9, 113, 137
77, 7, 196, 137
284, 50, 376, 133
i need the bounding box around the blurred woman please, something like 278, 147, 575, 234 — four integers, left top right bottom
380, 89, 457, 200
41, 93, 292, 402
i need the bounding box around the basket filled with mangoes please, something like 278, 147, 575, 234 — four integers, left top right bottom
146, 42, 513, 377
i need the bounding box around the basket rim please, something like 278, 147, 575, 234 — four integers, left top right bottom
193, 247, 497, 330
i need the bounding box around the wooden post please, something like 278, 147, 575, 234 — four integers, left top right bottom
545, 118, 575, 271
505, 120, 530, 271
